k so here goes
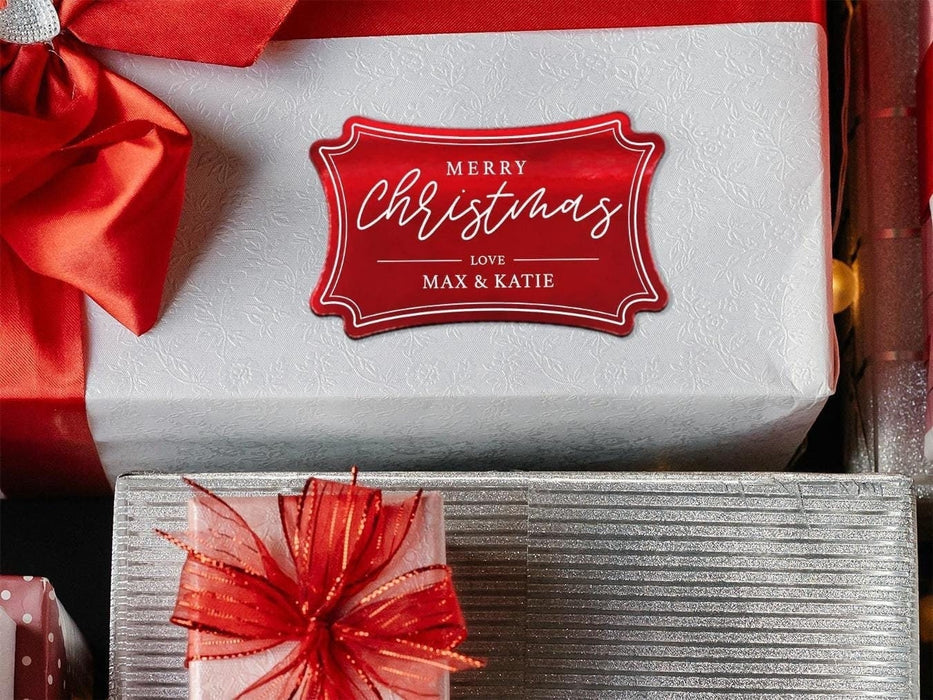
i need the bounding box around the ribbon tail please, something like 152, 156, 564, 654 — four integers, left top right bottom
0, 242, 109, 495
1, 41, 192, 492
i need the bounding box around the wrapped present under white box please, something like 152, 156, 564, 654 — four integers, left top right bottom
81, 11, 836, 484
922, 0, 933, 460
840, 0, 933, 507
0, 576, 94, 700
111, 471, 919, 698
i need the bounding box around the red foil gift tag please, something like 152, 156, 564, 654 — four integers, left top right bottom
311, 114, 667, 337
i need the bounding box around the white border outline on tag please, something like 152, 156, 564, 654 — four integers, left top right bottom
315, 116, 663, 332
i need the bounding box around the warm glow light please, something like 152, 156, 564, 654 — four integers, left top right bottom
832, 259, 857, 313
921, 595, 933, 643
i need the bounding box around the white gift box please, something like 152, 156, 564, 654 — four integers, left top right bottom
186, 491, 448, 699
87, 20, 835, 483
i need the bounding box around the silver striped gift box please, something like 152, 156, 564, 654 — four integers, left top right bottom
110, 472, 919, 699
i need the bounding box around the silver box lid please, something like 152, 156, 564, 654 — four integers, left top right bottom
110, 472, 919, 698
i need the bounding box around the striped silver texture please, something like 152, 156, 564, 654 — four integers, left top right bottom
111, 472, 919, 699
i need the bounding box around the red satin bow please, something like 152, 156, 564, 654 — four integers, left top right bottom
0, 0, 297, 495
158, 474, 483, 699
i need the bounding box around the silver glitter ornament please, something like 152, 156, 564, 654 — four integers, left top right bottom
0, 0, 59, 44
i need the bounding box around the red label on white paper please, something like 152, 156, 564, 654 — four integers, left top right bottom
310, 115, 667, 337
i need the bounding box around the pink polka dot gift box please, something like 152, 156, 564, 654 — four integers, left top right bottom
0, 576, 93, 700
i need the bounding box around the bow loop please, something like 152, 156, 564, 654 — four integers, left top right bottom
280, 475, 427, 622
1, 36, 190, 335
0, 0, 302, 337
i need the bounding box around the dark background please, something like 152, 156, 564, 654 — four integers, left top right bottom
1, 498, 113, 697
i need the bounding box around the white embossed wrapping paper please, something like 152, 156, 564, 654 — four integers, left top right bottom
86, 23, 834, 482
110, 472, 919, 698
186, 491, 448, 699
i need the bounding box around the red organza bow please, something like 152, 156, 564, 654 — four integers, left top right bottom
158, 473, 484, 699
0, 0, 297, 495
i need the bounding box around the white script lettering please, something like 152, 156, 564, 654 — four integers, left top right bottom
357, 168, 622, 241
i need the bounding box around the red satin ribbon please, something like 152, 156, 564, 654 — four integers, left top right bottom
0, 0, 826, 496
279, 0, 825, 40
0, 0, 298, 496
158, 474, 483, 698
